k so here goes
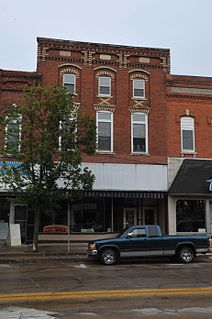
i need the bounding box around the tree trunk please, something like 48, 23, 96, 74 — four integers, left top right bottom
32, 204, 40, 252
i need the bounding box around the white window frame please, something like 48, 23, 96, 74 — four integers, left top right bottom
96, 111, 113, 153
98, 76, 111, 97
181, 116, 195, 153
4, 114, 22, 153
131, 112, 148, 154
133, 78, 145, 99
63, 73, 76, 94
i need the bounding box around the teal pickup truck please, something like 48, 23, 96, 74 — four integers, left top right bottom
88, 225, 209, 265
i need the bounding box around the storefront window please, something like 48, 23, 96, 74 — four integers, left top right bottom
176, 200, 205, 232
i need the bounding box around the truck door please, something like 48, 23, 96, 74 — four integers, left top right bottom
120, 227, 152, 258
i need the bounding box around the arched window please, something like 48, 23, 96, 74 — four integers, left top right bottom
181, 116, 195, 153
133, 78, 145, 98
98, 76, 111, 97
63, 74, 76, 94
5, 114, 22, 153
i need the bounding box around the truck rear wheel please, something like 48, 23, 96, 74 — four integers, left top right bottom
100, 248, 117, 265
177, 246, 194, 263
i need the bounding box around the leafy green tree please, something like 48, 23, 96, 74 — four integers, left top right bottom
0, 86, 96, 251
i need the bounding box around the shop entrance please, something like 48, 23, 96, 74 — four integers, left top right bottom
15, 204, 28, 244
143, 207, 157, 225
123, 208, 137, 228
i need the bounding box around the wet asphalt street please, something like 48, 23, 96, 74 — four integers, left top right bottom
0, 256, 212, 318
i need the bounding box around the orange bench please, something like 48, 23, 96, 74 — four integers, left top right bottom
43, 225, 69, 233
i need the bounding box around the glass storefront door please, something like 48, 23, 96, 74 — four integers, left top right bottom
123, 208, 137, 228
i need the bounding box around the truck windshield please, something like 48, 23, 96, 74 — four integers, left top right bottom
117, 226, 130, 238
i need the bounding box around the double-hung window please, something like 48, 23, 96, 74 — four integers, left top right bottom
133, 79, 145, 98
5, 115, 22, 153
131, 112, 148, 153
181, 117, 195, 153
63, 74, 76, 94
98, 76, 111, 96
97, 111, 113, 152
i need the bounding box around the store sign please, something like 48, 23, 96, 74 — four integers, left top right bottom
206, 178, 212, 191
10, 224, 21, 246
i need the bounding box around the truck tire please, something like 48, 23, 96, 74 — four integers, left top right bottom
177, 246, 194, 263
100, 248, 117, 265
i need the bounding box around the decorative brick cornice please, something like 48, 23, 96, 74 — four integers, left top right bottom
129, 100, 150, 113
167, 93, 212, 100
94, 104, 116, 112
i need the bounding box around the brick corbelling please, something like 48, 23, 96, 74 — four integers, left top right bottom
82, 154, 167, 165
166, 93, 212, 100
37, 37, 170, 58
43, 56, 165, 70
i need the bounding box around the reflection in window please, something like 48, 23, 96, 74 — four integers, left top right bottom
63, 74, 76, 94
97, 111, 113, 152
5, 115, 22, 153
181, 117, 195, 152
176, 200, 205, 232
133, 79, 145, 98
131, 112, 148, 153
98, 76, 111, 96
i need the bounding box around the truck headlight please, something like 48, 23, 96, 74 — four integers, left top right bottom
89, 243, 97, 251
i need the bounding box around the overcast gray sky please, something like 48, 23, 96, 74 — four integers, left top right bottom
0, 0, 211, 77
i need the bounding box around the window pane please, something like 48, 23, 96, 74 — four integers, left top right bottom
100, 77, 110, 86
133, 123, 146, 152
99, 122, 111, 137
183, 130, 193, 150
133, 113, 146, 122
98, 137, 111, 151
98, 121, 111, 151
133, 123, 145, 138
63, 74, 75, 93
64, 83, 75, 93
98, 112, 112, 121
5, 121, 20, 152
99, 77, 111, 95
176, 200, 205, 232
64, 74, 75, 84
134, 79, 144, 97
99, 86, 110, 95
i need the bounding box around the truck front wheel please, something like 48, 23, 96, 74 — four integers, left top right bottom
100, 248, 117, 265
177, 246, 194, 263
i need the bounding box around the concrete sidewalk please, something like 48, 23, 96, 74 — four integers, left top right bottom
0, 242, 88, 263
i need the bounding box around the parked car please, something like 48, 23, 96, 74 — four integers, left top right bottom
88, 225, 209, 265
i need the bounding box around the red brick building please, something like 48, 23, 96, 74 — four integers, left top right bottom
1, 37, 212, 242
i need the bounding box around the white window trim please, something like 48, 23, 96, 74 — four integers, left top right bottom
96, 111, 113, 153
133, 78, 145, 99
180, 117, 195, 154
63, 73, 76, 94
131, 112, 148, 154
4, 114, 22, 153
98, 76, 111, 97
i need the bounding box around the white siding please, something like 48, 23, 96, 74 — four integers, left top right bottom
82, 163, 168, 191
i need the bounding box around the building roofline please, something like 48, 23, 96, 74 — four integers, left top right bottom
37, 36, 170, 55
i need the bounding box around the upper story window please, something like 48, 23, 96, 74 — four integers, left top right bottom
5, 115, 22, 153
131, 112, 148, 154
98, 76, 111, 97
59, 113, 77, 151
181, 116, 195, 153
97, 111, 113, 152
133, 79, 145, 98
63, 74, 76, 94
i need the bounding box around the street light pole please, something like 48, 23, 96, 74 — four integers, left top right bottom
67, 202, 70, 254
